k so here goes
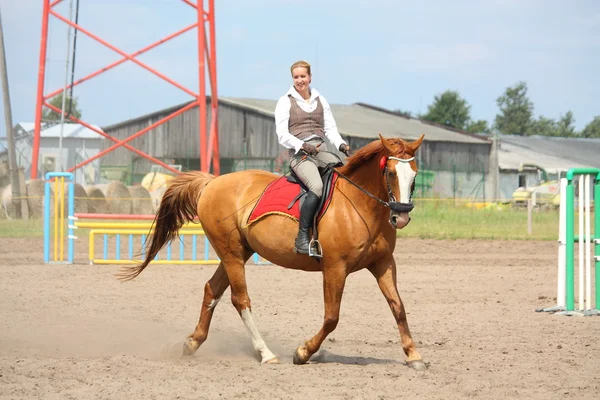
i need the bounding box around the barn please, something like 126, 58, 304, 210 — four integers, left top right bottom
101, 98, 495, 201
494, 134, 600, 201
0, 122, 105, 186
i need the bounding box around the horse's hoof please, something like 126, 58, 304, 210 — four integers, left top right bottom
262, 356, 279, 365
407, 359, 428, 370
182, 338, 200, 356
293, 346, 310, 365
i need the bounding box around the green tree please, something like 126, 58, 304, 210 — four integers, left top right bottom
494, 81, 533, 135
528, 116, 557, 137
581, 116, 600, 138
466, 119, 490, 134
42, 93, 82, 121
422, 90, 471, 130
555, 111, 576, 137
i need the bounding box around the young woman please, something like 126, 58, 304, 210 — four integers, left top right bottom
274, 60, 351, 255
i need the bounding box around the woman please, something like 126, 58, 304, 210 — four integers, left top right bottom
274, 60, 351, 255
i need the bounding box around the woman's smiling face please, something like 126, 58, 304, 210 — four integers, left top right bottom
292, 66, 311, 94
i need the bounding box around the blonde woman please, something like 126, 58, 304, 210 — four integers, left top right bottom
274, 60, 351, 254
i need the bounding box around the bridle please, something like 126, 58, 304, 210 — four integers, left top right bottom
308, 153, 416, 228
380, 156, 416, 227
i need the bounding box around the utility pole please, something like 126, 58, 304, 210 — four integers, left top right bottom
0, 6, 24, 219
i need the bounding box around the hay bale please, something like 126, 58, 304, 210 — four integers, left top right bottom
141, 172, 173, 192
99, 181, 132, 214
0, 185, 8, 219
149, 185, 167, 213
25, 179, 47, 218
1, 184, 13, 219
0, 184, 37, 219
73, 183, 88, 214
128, 185, 154, 215
85, 186, 109, 214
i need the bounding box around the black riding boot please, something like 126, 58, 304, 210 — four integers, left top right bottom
294, 191, 320, 254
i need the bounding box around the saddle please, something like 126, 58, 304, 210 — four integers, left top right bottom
246, 154, 343, 258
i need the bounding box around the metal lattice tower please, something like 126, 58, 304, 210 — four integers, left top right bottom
32, 0, 220, 178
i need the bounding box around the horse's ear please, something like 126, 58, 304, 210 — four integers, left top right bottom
378, 133, 395, 154
408, 134, 425, 152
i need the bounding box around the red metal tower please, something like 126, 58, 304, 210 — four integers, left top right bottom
31, 0, 220, 179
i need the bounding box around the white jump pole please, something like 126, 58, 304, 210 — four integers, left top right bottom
578, 175, 584, 310
557, 178, 567, 309
585, 174, 591, 310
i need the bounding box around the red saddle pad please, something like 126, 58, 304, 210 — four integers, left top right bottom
246, 174, 338, 226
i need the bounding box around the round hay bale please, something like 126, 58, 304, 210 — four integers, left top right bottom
1, 184, 13, 219
0, 185, 9, 219
25, 179, 47, 218
85, 186, 109, 214
149, 185, 167, 213
73, 183, 88, 214
128, 185, 154, 215
100, 181, 132, 214
141, 172, 173, 192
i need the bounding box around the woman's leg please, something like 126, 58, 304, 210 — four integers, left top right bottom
289, 156, 323, 254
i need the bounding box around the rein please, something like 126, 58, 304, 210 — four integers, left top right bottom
306, 153, 415, 215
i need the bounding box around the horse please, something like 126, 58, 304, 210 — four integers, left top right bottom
118, 133, 427, 370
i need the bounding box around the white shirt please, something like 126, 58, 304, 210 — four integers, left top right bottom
274, 85, 347, 154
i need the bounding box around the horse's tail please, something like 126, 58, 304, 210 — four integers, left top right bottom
117, 171, 215, 281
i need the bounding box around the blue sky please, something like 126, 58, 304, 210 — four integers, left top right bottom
0, 0, 599, 133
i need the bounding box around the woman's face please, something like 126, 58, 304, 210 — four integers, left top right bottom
292, 67, 311, 93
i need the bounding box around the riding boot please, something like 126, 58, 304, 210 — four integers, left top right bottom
294, 191, 320, 254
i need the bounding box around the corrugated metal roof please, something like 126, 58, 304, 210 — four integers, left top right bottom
220, 97, 489, 144
15, 122, 104, 139
497, 134, 600, 171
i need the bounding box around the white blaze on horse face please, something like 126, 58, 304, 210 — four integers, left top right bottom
395, 161, 416, 203
240, 308, 277, 363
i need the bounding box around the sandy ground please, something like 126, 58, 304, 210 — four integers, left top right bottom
1, 237, 599, 399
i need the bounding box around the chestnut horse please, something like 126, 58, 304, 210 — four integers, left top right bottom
118, 134, 427, 370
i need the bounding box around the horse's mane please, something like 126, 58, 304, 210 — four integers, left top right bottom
338, 138, 409, 175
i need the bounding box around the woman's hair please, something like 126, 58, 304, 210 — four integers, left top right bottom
290, 60, 311, 76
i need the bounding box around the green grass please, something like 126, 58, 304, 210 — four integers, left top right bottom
396, 200, 561, 241
0, 218, 45, 238
0, 201, 567, 241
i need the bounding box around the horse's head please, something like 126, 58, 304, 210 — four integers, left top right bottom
378, 133, 425, 229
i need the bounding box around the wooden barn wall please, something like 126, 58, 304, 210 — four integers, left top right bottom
101, 102, 491, 177
101, 102, 281, 174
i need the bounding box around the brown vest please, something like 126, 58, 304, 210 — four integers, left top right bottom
287, 95, 326, 140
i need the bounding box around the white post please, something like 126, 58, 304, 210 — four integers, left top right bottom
557, 178, 567, 308
585, 174, 591, 310
578, 175, 584, 311
527, 198, 533, 236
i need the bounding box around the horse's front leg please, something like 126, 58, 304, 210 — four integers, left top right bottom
293, 263, 346, 365
369, 257, 427, 370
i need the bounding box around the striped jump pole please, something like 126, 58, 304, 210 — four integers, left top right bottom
43, 172, 75, 264
87, 228, 221, 265
537, 168, 600, 316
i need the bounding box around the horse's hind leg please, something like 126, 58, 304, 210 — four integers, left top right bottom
183, 262, 230, 356
293, 264, 347, 365
370, 258, 427, 370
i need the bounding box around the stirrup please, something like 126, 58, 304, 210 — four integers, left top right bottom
308, 238, 323, 258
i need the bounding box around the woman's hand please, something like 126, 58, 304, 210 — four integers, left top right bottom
301, 142, 319, 156
339, 143, 351, 157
